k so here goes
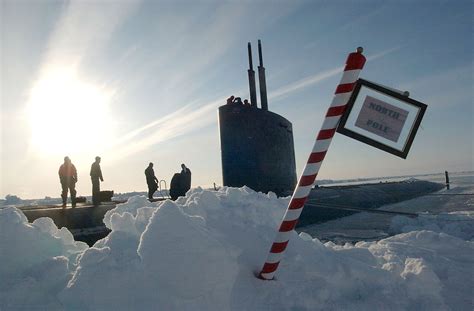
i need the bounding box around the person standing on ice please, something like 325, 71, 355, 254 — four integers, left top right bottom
58, 156, 77, 208
145, 162, 159, 200
90, 156, 104, 206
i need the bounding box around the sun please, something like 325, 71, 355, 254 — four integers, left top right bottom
27, 67, 115, 156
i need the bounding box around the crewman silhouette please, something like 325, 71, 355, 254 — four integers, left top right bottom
58, 156, 77, 207
90, 156, 104, 206
145, 162, 159, 200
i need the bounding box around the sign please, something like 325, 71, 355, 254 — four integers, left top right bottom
337, 79, 427, 158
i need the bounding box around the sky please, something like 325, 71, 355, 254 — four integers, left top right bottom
1, 0, 472, 199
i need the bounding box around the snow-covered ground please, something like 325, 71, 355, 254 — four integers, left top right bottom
1, 174, 473, 310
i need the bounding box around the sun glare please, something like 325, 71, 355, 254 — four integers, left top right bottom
27, 67, 115, 155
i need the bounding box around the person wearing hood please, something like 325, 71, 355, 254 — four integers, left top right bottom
180, 163, 192, 194
169, 164, 192, 201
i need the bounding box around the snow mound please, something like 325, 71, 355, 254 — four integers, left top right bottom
2, 187, 473, 310
0, 207, 88, 309
390, 211, 474, 240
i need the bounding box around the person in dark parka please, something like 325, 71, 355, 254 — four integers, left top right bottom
169, 164, 192, 201
180, 163, 191, 193
169, 173, 181, 201
145, 162, 159, 200
90, 156, 104, 206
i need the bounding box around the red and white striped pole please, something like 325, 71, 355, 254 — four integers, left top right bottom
258, 47, 366, 280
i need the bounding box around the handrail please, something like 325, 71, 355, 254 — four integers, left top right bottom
158, 180, 169, 199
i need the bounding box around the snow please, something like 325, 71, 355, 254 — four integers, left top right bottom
0, 208, 88, 309
1, 176, 473, 310
390, 211, 474, 240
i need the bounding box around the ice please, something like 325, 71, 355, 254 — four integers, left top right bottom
0, 194, 23, 207
1, 177, 473, 310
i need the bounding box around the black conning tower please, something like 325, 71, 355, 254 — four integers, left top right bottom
218, 40, 297, 196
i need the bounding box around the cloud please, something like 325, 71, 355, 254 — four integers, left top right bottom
269, 46, 401, 101
105, 45, 401, 162
24, 0, 142, 160
107, 2, 303, 109
269, 66, 344, 101
42, 0, 141, 68
366, 46, 402, 62
50, 1, 301, 163
105, 97, 226, 163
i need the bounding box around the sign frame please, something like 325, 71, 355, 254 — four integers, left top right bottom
337, 78, 427, 159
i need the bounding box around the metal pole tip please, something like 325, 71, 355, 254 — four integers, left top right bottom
356, 47, 364, 53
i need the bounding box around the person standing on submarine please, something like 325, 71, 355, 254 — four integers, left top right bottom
169, 164, 192, 200
90, 156, 104, 206
145, 162, 159, 200
58, 156, 77, 208
180, 163, 192, 194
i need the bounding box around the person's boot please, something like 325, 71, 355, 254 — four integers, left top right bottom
61, 194, 67, 207
71, 193, 76, 208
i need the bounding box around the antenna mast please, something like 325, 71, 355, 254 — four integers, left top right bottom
247, 42, 258, 108
258, 39, 268, 111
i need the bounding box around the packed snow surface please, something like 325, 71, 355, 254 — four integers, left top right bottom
1, 182, 473, 310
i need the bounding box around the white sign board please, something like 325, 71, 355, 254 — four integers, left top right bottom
337, 79, 427, 158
